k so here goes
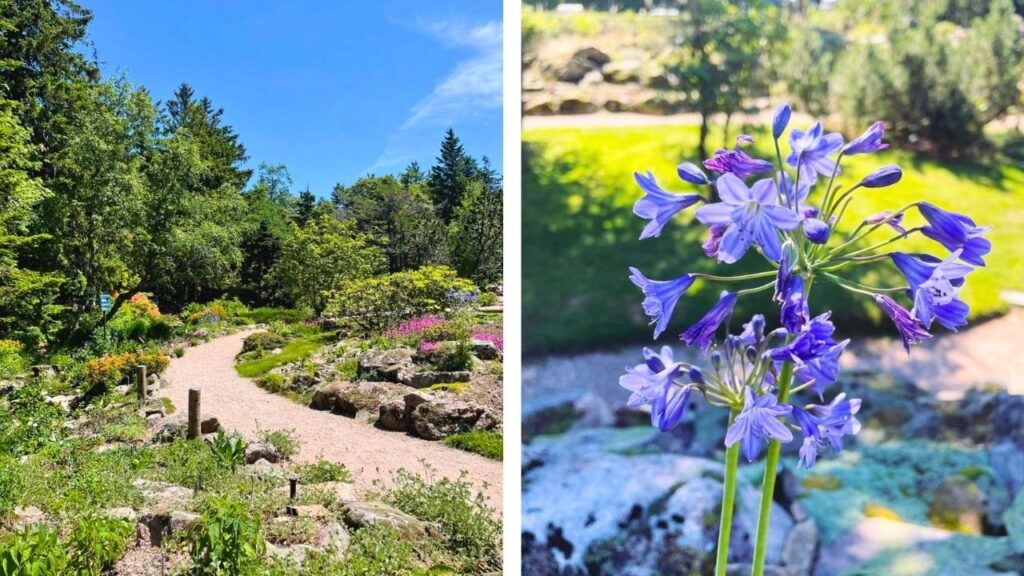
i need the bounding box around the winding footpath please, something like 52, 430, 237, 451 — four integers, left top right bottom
159, 330, 502, 512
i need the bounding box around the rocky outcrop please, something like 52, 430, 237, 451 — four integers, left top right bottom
341, 500, 437, 540
151, 414, 221, 443
412, 398, 499, 441
357, 348, 416, 384
378, 392, 433, 432
245, 440, 281, 465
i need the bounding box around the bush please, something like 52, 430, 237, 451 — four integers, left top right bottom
477, 292, 499, 307
256, 373, 287, 393
325, 266, 476, 334
0, 340, 26, 379
0, 455, 22, 516
81, 350, 170, 390
210, 430, 247, 472
189, 496, 265, 575
257, 428, 300, 460
104, 293, 177, 343
241, 331, 286, 354
383, 469, 500, 571
183, 298, 250, 325
292, 458, 352, 484
421, 341, 474, 372
443, 431, 502, 461
338, 525, 416, 576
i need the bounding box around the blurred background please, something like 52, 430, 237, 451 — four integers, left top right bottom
520, 1, 1024, 575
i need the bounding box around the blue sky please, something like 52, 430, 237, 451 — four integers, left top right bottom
84, 0, 503, 196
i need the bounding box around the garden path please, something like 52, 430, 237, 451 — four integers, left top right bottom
159, 330, 502, 512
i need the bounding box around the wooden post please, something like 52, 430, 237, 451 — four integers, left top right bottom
289, 477, 298, 501
136, 365, 147, 401
187, 388, 200, 439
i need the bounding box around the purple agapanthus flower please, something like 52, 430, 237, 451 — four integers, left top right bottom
619, 345, 681, 408
891, 251, 973, 331
772, 103, 791, 139
725, 389, 794, 462
842, 121, 888, 155
865, 210, 906, 234
677, 162, 709, 185
681, 291, 738, 352
918, 202, 991, 267
770, 312, 849, 397
872, 294, 932, 353
702, 224, 728, 258
787, 122, 843, 184
694, 173, 801, 263
774, 239, 799, 304
651, 377, 692, 432
860, 165, 902, 188
739, 314, 766, 346
793, 393, 862, 468
629, 267, 695, 339
633, 171, 702, 240
704, 144, 774, 180
773, 171, 812, 213
780, 276, 809, 333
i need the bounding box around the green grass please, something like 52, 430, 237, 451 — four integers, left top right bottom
235, 331, 335, 378
442, 430, 503, 460
236, 307, 310, 325
523, 123, 1024, 353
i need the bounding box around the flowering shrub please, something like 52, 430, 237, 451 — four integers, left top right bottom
105, 293, 175, 342
82, 350, 170, 389
619, 105, 987, 575
386, 315, 447, 340
470, 325, 503, 352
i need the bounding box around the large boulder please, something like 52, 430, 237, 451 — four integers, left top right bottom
406, 370, 470, 389
471, 340, 502, 361
378, 392, 433, 432
357, 348, 416, 384
334, 382, 405, 418
412, 398, 497, 440
310, 382, 347, 411
342, 500, 437, 540
245, 441, 281, 465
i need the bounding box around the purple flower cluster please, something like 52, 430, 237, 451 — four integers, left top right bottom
385, 315, 447, 339
621, 103, 989, 469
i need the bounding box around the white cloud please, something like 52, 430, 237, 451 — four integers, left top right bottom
367, 19, 502, 174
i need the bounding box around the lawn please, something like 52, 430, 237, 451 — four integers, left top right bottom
523, 123, 1024, 354
235, 331, 336, 378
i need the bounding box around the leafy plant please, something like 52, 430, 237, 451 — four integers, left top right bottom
292, 458, 352, 484
0, 340, 26, 379
210, 430, 247, 472
256, 373, 287, 393
66, 514, 133, 576
443, 431, 502, 461
0, 525, 68, 576
338, 525, 416, 576
241, 331, 286, 354
189, 496, 265, 575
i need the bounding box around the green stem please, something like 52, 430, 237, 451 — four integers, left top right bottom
715, 409, 742, 576
750, 361, 794, 576
692, 271, 777, 282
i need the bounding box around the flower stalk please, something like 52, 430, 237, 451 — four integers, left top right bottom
715, 409, 742, 576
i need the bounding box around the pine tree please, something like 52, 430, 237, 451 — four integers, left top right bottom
400, 161, 425, 190
294, 187, 317, 226
427, 128, 476, 223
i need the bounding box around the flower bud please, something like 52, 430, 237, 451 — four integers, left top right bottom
677, 162, 709, 185
772, 103, 791, 139
687, 366, 705, 385
861, 165, 902, 188
745, 346, 758, 363
803, 218, 831, 244
710, 351, 722, 370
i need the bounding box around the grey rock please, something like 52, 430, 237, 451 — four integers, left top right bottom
357, 348, 416, 383
412, 399, 497, 440
991, 442, 1024, 498
342, 501, 437, 539
245, 440, 281, 464
471, 339, 502, 360
406, 370, 471, 389
151, 415, 220, 443
309, 382, 347, 411
558, 97, 598, 115
781, 519, 818, 576
104, 507, 137, 521
1007, 490, 1024, 553
377, 399, 408, 431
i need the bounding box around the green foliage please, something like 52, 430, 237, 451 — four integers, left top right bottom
256, 373, 287, 393
477, 292, 499, 307
66, 514, 133, 576
422, 341, 474, 373
446, 181, 503, 286
210, 430, 247, 472
0, 340, 27, 379
235, 331, 334, 378
0, 454, 22, 516
325, 266, 476, 334
427, 129, 478, 224
239, 307, 309, 325
0, 525, 69, 576
272, 209, 386, 315
0, 381, 66, 456
335, 358, 359, 381
443, 431, 503, 461
257, 428, 300, 460
338, 525, 416, 576
292, 458, 353, 484
190, 496, 266, 576
782, 25, 844, 116
383, 469, 500, 571
522, 124, 1020, 352
242, 331, 287, 353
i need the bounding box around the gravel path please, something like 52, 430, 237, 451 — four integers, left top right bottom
160, 330, 502, 511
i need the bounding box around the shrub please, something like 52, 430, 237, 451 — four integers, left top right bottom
0, 340, 26, 379
241, 331, 286, 354
190, 496, 265, 575
477, 292, 499, 307
0, 525, 69, 575
256, 373, 287, 393
67, 514, 133, 576
0, 455, 22, 516
81, 350, 170, 390
443, 431, 502, 461
339, 525, 416, 576
292, 458, 352, 484
258, 428, 300, 460
383, 469, 500, 571
325, 266, 476, 334
422, 341, 474, 372
183, 298, 250, 325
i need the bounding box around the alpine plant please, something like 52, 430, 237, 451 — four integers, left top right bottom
618, 104, 988, 576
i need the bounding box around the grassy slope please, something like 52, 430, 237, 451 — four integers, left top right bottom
523, 124, 1024, 354
235, 331, 335, 378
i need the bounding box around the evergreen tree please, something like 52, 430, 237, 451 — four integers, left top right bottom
238, 221, 282, 306
400, 161, 425, 190
427, 128, 477, 223
294, 187, 317, 226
